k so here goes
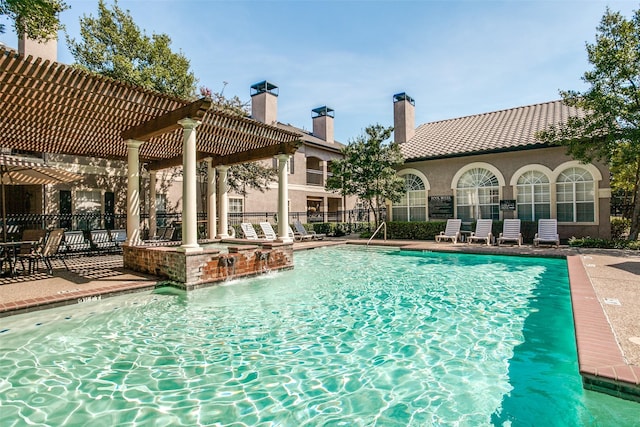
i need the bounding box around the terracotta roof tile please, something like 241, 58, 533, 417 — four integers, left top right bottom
401, 100, 583, 161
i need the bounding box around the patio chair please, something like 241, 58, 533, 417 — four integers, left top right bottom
259, 222, 277, 240
497, 219, 522, 246
90, 229, 117, 253
109, 229, 127, 251
240, 223, 260, 240
17, 228, 46, 272
62, 230, 91, 255
533, 219, 560, 248
289, 225, 313, 241
467, 219, 493, 245
22, 228, 67, 275
293, 220, 325, 240
435, 219, 462, 244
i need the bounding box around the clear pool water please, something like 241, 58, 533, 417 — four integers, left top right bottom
1, 246, 639, 426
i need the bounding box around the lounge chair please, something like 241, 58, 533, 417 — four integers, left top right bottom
90, 229, 117, 253
534, 219, 560, 248
435, 219, 462, 244
467, 219, 493, 245
109, 229, 127, 251
61, 230, 91, 255
497, 219, 522, 246
289, 225, 313, 241
240, 223, 261, 240
259, 222, 277, 240
293, 220, 325, 240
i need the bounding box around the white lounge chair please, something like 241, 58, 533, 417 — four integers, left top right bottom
294, 220, 325, 240
259, 222, 277, 240
497, 219, 522, 246
289, 225, 312, 241
534, 219, 560, 248
467, 219, 493, 245
435, 219, 461, 244
240, 223, 260, 240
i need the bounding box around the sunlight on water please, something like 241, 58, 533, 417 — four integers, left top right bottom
0, 246, 638, 426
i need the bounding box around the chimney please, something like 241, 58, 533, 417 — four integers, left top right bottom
250, 81, 278, 124
18, 33, 57, 62
393, 92, 415, 143
312, 106, 334, 143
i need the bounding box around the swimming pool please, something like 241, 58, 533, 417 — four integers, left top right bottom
1, 246, 638, 426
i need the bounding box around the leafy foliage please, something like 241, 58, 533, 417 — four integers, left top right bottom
326, 124, 405, 227
0, 0, 67, 40
66, 0, 196, 98
536, 7, 640, 239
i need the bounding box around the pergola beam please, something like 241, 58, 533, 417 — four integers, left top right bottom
146, 140, 302, 171
209, 140, 302, 167
121, 98, 212, 141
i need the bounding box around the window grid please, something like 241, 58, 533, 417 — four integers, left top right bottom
456, 168, 499, 221
516, 171, 550, 221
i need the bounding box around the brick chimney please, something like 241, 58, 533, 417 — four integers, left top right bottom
250, 81, 278, 124
393, 92, 415, 144
312, 106, 334, 143
18, 33, 57, 62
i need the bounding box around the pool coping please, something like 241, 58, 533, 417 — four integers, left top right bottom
1, 239, 639, 402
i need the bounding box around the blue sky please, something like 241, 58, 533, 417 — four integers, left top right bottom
1, 0, 638, 143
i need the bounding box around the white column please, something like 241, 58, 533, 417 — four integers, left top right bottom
178, 118, 202, 253
149, 170, 157, 239
277, 154, 293, 242
217, 165, 230, 239
206, 158, 217, 239
125, 139, 144, 246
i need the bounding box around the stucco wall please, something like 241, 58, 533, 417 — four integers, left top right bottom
397, 146, 611, 239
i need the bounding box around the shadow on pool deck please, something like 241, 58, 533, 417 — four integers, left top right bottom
0, 238, 639, 402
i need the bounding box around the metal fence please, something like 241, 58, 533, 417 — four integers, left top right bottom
1, 208, 383, 238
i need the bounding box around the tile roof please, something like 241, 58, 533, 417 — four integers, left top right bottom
400, 100, 583, 161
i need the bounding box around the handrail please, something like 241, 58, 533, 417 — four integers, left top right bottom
367, 222, 387, 246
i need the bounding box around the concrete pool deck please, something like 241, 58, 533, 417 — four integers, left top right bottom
0, 238, 639, 401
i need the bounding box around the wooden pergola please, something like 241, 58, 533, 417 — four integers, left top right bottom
0, 48, 302, 249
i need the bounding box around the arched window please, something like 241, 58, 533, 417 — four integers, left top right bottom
556, 167, 595, 222
456, 168, 499, 221
516, 170, 550, 221
393, 173, 426, 221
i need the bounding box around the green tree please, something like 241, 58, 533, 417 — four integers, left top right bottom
66, 0, 196, 98
326, 124, 405, 228
537, 7, 640, 240
0, 0, 68, 41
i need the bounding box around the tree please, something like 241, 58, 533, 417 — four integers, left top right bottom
66, 0, 196, 99
0, 0, 67, 41
326, 124, 405, 228
537, 7, 640, 240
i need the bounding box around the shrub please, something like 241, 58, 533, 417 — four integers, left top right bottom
611, 217, 631, 239
568, 236, 640, 250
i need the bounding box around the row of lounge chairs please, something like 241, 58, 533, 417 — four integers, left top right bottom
240, 220, 326, 241
436, 218, 560, 247
59, 229, 126, 255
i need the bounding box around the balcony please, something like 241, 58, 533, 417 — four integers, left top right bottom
306, 169, 323, 186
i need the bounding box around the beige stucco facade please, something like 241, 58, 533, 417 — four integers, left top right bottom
394, 146, 611, 240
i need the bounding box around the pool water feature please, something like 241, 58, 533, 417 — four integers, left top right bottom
1, 246, 639, 426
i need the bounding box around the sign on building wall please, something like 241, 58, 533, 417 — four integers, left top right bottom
428, 195, 454, 219
500, 199, 516, 211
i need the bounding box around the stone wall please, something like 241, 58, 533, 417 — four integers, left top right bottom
123, 242, 294, 290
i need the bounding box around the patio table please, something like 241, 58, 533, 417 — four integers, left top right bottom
0, 240, 36, 277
